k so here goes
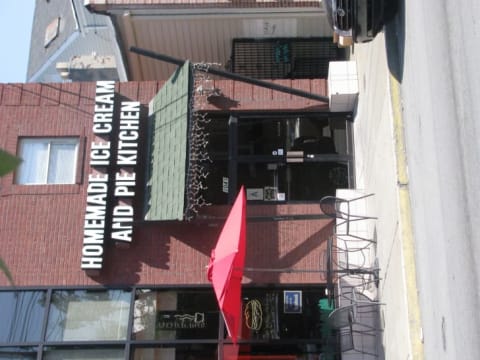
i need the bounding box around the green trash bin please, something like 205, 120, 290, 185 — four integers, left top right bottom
318, 298, 337, 360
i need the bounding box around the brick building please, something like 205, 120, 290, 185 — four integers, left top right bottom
0, 61, 354, 357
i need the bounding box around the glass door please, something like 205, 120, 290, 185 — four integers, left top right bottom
236, 115, 352, 203
201, 113, 353, 204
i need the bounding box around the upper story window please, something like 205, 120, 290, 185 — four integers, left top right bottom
16, 137, 79, 185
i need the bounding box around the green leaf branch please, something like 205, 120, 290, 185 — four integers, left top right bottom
0, 149, 21, 284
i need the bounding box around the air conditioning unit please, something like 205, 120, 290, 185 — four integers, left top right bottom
328, 61, 359, 112
56, 54, 118, 81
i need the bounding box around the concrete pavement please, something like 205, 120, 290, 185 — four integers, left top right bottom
349, 32, 424, 359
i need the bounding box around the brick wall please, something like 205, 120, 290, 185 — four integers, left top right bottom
196, 78, 329, 112
0, 80, 332, 287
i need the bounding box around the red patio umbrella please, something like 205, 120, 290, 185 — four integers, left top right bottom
207, 186, 246, 344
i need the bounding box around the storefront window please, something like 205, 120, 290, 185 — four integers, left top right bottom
288, 162, 349, 201
0, 347, 37, 359
133, 289, 219, 341
0, 291, 46, 343
237, 162, 348, 202
237, 117, 348, 157
202, 114, 353, 204
46, 289, 130, 341
42, 348, 124, 360
240, 289, 328, 341
238, 163, 287, 202
133, 344, 218, 360
0, 286, 337, 359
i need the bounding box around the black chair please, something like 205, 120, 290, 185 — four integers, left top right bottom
327, 236, 379, 277
325, 236, 380, 306
320, 194, 377, 242
327, 287, 384, 357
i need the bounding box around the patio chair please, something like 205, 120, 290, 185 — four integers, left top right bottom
327, 303, 355, 329
320, 194, 377, 243
324, 235, 378, 307
328, 321, 381, 357
327, 236, 380, 284
327, 287, 384, 357
339, 285, 384, 316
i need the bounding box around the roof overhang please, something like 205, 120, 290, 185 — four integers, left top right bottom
144, 61, 212, 221
84, 1, 330, 81
144, 61, 193, 221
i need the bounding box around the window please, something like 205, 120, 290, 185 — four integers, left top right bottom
16, 138, 79, 185
43, 347, 124, 360
133, 289, 219, 341
202, 114, 353, 204
0, 291, 47, 343
46, 290, 131, 341
132, 345, 218, 360
0, 286, 333, 359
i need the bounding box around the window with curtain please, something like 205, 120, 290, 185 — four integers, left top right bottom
16, 138, 79, 185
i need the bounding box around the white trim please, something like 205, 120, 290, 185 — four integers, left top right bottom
28, 32, 80, 83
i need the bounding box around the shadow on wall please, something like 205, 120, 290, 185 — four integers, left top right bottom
244, 221, 334, 283
92, 213, 335, 286
92, 221, 220, 285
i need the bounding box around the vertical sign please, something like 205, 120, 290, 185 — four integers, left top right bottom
81, 81, 141, 272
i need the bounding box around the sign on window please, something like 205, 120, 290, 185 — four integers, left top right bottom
283, 290, 302, 314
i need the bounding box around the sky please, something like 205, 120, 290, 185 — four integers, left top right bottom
0, 1, 36, 83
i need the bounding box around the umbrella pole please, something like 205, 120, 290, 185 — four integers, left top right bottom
243, 267, 378, 275
243, 267, 327, 273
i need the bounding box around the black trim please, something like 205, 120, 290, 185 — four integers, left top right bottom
227, 116, 238, 204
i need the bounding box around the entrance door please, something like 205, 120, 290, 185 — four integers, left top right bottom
233, 115, 353, 203
201, 113, 353, 204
